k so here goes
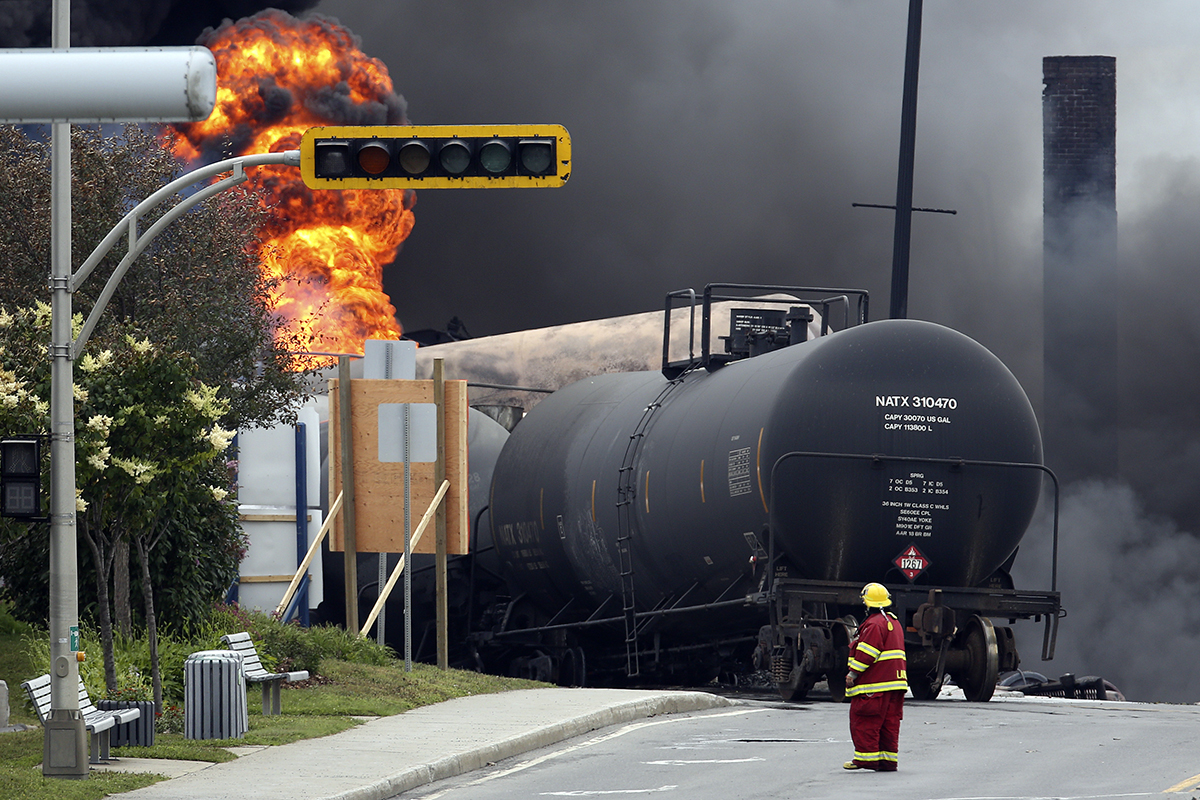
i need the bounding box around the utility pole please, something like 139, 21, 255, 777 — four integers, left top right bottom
889, 0, 924, 320
855, 1, 956, 318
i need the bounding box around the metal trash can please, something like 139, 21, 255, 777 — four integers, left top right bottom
185, 650, 248, 740
97, 700, 156, 747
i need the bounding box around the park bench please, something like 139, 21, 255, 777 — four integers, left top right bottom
220, 632, 308, 716
21, 674, 142, 764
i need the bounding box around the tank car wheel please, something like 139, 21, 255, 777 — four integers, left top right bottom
777, 664, 813, 702
908, 670, 943, 700
561, 647, 586, 687
954, 615, 999, 702
825, 616, 854, 702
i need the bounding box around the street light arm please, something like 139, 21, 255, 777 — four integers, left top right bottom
71, 150, 300, 292
69, 149, 300, 358
73, 167, 243, 357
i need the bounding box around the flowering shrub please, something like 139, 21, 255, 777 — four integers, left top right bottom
108, 684, 152, 704
110, 663, 153, 703
156, 704, 185, 735
0, 305, 247, 700
0, 305, 241, 527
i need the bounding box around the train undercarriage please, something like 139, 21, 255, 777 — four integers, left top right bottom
466, 577, 1061, 703
756, 579, 1062, 702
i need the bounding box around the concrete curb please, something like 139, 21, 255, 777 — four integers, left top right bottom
324, 691, 737, 800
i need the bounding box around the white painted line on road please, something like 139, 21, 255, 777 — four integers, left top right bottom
642, 757, 765, 765
540, 787, 678, 796
415, 708, 767, 800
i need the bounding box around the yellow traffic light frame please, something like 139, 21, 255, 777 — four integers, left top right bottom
300, 124, 571, 189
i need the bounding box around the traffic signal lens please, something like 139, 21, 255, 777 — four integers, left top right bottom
519, 139, 553, 175
315, 141, 351, 177
1, 440, 37, 476
398, 141, 431, 175
439, 140, 472, 175
1, 438, 41, 519
2, 481, 37, 516
356, 141, 392, 175
479, 139, 513, 174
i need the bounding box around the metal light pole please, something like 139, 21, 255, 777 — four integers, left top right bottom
44, 2, 85, 775
0, 0, 218, 774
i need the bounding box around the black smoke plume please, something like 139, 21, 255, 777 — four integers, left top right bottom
6, 0, 1199, 702
0, 1, 319, 47
312, 0, 1200, 702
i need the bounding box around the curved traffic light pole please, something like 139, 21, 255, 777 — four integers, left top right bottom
43, 150, 297, 775
71, 150, 301, 358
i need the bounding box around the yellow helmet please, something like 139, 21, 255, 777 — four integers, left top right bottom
860, 582, 892, 608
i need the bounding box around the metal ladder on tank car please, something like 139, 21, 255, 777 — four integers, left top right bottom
615, 372, 691, 677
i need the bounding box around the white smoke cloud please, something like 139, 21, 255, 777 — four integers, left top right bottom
1014, 479, 1200, 703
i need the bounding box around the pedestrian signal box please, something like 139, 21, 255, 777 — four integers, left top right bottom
300, 124, 571, 189
1, 437, 42, 519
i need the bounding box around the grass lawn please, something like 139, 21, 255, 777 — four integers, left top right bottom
1, 630, 38, 727
0, 647, 545, 800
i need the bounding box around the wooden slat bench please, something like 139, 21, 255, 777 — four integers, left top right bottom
220, 632, 308, 716
21, 674, 142, 764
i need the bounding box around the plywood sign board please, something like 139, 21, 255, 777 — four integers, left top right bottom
329, 379, 469, 554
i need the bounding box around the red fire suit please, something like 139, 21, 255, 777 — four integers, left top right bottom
845, 609, 907, 770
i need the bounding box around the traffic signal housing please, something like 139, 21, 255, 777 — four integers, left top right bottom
300, 124, 571, 189
1, 437, 42, 519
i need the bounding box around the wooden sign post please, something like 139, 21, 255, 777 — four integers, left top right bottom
328, 373, 469, 650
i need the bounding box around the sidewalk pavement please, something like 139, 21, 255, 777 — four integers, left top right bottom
101, 687, 737, 800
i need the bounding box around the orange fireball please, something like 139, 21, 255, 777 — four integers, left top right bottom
173, 10, 412, 359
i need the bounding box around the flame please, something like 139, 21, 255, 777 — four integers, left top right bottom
172, 10, 413, 361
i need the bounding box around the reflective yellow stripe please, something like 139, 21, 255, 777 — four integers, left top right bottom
854, 750, 884, 762
856, 642, 881, 658
876, 650, 905, 661
846, 680, 909, 697
848, 658, 870, 672
880, 751, 898, 763
865, 680, 908, 692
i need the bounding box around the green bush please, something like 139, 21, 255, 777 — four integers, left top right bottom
203, 603, 394, 675
0, 601, 33, 636
16, 602, 396, 714
304, 623, 394, 666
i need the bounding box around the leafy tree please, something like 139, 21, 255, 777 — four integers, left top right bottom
0, 123, 306, 430
0, 305, 245, 707
0, 123, 312, 697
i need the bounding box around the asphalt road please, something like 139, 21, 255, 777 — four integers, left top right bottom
393, 693, 1200, 800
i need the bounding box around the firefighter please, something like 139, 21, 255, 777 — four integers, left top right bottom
843, 582, 908, 771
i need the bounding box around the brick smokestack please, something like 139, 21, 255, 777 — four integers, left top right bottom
1043, 55, 1118, 483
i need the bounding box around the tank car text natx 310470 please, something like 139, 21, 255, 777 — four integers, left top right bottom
465, 284, 1062, 701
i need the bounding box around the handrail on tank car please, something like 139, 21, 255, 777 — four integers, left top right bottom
479, 595, 754, 640
661, 283, 871, 375
766, 451, 1061, 598
661, 288, 698, 373
479, 575, 757, 641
